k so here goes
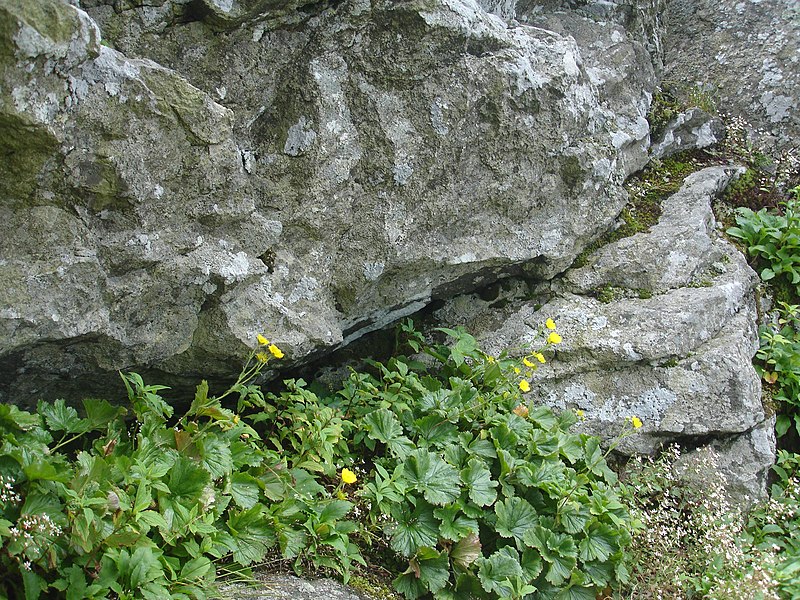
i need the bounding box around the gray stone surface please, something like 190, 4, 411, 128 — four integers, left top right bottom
0, 0, 658, 403
433, 166, 774, 499
650, 107, 725, 160
217, 573, 376, 600
663, 0, 800, 151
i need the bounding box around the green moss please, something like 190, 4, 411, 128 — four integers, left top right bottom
349, 575, 402, 600
559, 155, 585, 192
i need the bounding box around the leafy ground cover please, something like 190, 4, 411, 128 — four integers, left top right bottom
1, 324, 642, 600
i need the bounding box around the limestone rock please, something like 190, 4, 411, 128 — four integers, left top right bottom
0, 0, 658, 403
650, 107, 725, 160
433, 166, 773, 499
663, 0, 800, 151
218, 573, 375, 600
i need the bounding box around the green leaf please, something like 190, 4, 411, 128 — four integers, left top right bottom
777, 414, 791, 437
82, 398, 126, 429
129, 545, 163, 588
319, 499, 353, 522
387, 502, 440, 557
524, 526, 577, 587
227, 505, 277, 565
39, 399, 88, 434
22, 568, 46, 600
0, 404, 41, 431
578, 524, 617, 563
414, 546, 451, 593
460, 458, 498, 506
278, 527, 307, 558
404, 449, 461, 506
167, 456, 210, 506
23, 461, 69, 482
393, 571, 427, 600
364, 408, 414, 459
434, 505, 478, 542
136, 510, 168, 531
477, 547, 523, 596
200, 436, 233, 479
230, 472, 260, 509
495, 497, 538, 546
761, 267, 776, 280
415, 414, 458, 448
179, 556, 212, 582
64, 565, 88, 600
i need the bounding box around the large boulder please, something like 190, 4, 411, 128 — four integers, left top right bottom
0, 0, 658, 403
433, 166, 773, 500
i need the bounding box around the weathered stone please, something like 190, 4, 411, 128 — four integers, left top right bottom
218, 573, 376, 600
1, 0, 659, 403
663, 0, 800, 151
433, 166, 773, 499
649, 107, 725, 160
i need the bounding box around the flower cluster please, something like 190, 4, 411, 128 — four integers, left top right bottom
518, 318, 562, 394
0, 475, 21, 504
256, 334, 284, 362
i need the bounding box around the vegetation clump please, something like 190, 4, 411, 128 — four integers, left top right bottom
0, 322, 641, 599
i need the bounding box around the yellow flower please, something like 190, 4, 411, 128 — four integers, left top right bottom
341, 468, 357, 484
257, 334, 269, 346
487, 355, 496, 363
575, 409, 585, 418
518, 380, 531, 393
523, 357, 535, 368
256, 352, 270, 363
545, 318, 556, 330
630, 416, 643, 429
547, 332, 562, 345
268, 344, 284, 359
513, 367, 521, 374
534, 352, 546, 364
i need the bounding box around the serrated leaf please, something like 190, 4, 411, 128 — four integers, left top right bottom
230, 472, 260, 509
82, 398, 126, 429
558, 502, 590, 535
404, 449, 461, 505
415, 414, 458, 448
460, 458, 497, 506
414, 547, 451, 593
477, 547, 522, 596
129, 545, 162, 588
386, 502, 439, 557
137, 510, 168, 531
167, 456, 210, 506
227, 505, 277, 565
393, 571, 427, 600
278, 527, 307, 558
434, 505, 478, 542
524, 526, 577, 587
451, 533, 481, 570
364, 408, 414, 458
495, 497, 538, 546
200, 435, 233, 479
39, 399, 88, 434
579, 524, 617, 563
